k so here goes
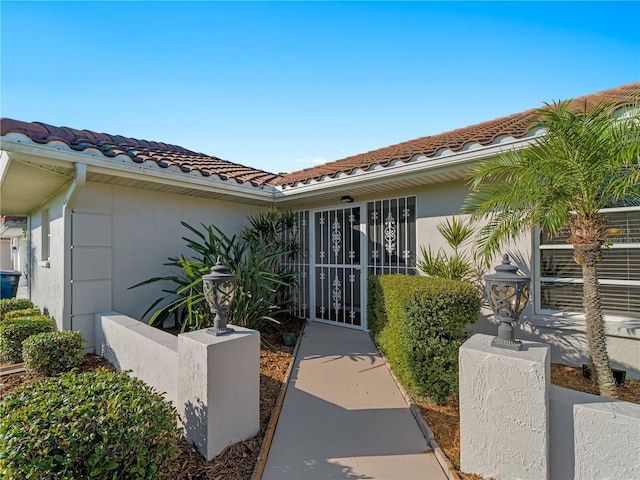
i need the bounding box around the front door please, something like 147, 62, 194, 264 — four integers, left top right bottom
311, 206, 365, 329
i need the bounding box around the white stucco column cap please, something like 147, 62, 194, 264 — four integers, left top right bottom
461, 333, 550, 363
179, 325, 259, 345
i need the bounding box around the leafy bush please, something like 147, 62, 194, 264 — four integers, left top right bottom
0, 370, 181, 479
132, 210, 299, 333
0, 298, 35, 317
1, 308, 41, 321
0, 316, 55, 364
368, 274, 480, 404
23, 330, 85, 377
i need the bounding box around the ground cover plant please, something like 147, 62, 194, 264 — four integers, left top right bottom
0, 298, 35, 319
0, 316, 55, 364
1, 307, 41, 320
22, 330, 85, 377
0, 370, 182, 479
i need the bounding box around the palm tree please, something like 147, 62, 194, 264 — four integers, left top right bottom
463, 99, 640, 399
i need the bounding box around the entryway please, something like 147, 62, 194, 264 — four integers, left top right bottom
286, 196, 417, 332
311, 205, 365, 329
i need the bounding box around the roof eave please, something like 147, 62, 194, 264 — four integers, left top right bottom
1, 136, 278, 206
272, 133, 542, 204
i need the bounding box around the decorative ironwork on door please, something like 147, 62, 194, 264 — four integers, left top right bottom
288, 197, 416, 329
314, 207, 363, 328
283, 210, 310, 320
367, 197, 416, 275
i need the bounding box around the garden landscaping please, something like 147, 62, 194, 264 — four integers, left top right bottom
0, 313, 304, 479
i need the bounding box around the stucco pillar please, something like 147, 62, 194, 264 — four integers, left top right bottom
177, 326, 260, 461
459, 333, 550, 480
574, 401, 640, 479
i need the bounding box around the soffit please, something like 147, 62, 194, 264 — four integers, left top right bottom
1, 156, 74, 215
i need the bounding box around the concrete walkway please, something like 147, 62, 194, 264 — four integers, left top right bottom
262, 321, 447, 480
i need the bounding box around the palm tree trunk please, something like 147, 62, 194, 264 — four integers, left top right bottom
574, 244, 618, 399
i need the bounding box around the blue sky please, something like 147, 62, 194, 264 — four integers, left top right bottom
2, 1, 639, 174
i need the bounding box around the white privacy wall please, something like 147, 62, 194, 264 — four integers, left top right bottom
71, 182, 257, 349
460, 335, 640, 480
95, 311, 260, 461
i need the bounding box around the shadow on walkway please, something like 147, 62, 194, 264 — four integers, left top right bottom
262, 322, 446, 480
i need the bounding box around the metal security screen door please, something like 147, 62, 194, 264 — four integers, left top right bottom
311, 206, 365, 329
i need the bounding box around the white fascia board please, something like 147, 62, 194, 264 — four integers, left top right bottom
274, 135, 541, 201
0, 150, 10, 184
1, 138, 277, 202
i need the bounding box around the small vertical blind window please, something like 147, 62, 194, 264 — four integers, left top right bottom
41, 208, 50, 261
537, 207, 640, 319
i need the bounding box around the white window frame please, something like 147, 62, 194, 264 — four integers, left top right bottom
533, 205, 640, 324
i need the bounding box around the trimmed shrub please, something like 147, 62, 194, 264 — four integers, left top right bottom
0, 316, 55, 364
1, 308, 41, 321
23, 330, 85, 377
0, 298, 35, 317
0, 370, 182, 479
368, 274, 480, 404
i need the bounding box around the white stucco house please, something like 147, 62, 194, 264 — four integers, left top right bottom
1, 82, 638, 378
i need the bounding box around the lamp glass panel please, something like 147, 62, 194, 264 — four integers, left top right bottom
489, 283, 517, 317
215, 280, 236, 308
203, 279, 215, 309
517, 284, 530, 314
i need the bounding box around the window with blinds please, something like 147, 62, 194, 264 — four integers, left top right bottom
537, 206, 640, 319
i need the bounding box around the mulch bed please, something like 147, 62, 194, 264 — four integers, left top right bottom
0, 315, 306, 479
417, 363, 640, 480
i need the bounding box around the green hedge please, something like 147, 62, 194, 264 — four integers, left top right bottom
23, 330, 85, 377
0, 316, 55, 364
0, 298, 35, 317
1, 308, 41, 321
368, 274, 480, 404
0, 370, 182, 479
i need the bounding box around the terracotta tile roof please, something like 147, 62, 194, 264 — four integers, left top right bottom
276, 82, 640, 187
0, 119, 280, 187
2, 83, 637, 191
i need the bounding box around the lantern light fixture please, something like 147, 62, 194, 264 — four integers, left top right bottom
484, 254, 531, 350
202, 257, 237, 336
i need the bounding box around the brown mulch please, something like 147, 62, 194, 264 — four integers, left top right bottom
550, 363, 640, 404
0, 315, 306, 480
417, 364, 640, 480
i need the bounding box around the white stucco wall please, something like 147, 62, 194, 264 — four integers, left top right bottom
459, 334, 550, 480
95, 311, 260, 461
71, 182, 257, 348
28, 192, 66, 329
461, 336, 640, 480
412, 179, 640, 379
96, 311, 179, 406
573, 400, 640, 480
548, 385, 605, 479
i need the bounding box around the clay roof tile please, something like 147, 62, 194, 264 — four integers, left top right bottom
276, 83, 639, 186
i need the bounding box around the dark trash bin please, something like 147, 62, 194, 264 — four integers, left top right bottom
0, 270, 21, 299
